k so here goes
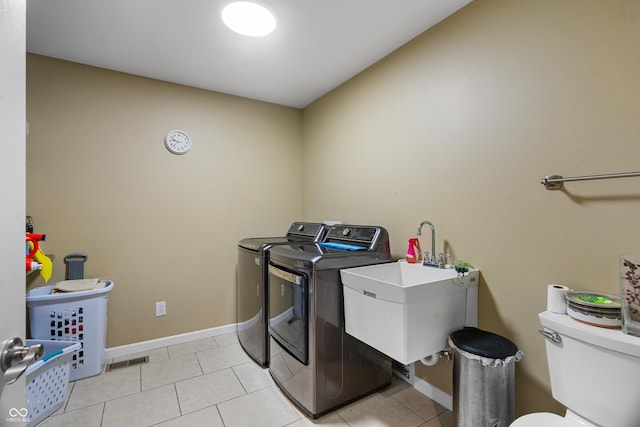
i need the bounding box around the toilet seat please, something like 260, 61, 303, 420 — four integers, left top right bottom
511, 412, 593, 427
510, 413, 565, 426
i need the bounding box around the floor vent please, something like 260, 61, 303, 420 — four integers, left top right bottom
105, 356, 149, 372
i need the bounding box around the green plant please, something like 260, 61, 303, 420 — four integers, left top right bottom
454, 260, 472, 276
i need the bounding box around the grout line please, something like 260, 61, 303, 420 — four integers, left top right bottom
62, 380, 74, 413
229, 364, 250, 395
194, 348, 205, 376
99, 401, 105, 427
172, 382, 183, 417
214, 404, 226, 427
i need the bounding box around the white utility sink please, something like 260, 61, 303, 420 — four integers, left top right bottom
340, 261, 479, 365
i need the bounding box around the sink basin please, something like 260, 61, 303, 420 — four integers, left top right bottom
340, 261, 479, 364
341, 261, 477, 303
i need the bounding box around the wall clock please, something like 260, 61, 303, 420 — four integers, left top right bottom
164, 130, 191, 155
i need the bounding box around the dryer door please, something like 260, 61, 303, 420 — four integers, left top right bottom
237, 245, 267, 365
268, 263, 308, 365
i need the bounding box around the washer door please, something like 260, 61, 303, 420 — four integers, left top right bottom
268, 263, 308, 365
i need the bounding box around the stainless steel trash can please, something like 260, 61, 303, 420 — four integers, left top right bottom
449, 327, 523, 427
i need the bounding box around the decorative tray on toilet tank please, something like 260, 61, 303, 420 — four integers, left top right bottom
340, 261, 479, 365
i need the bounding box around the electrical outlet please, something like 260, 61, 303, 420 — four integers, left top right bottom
156, 301, 166, 317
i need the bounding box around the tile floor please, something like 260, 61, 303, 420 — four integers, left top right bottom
39, 333, 452, 427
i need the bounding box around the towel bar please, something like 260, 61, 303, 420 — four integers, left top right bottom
540, 171, 640, 190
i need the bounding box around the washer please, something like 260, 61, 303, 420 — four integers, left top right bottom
267, 224, 392, 418
237, 222, 326, 366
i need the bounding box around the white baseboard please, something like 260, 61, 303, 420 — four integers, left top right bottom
414, 377, 453, 411
105, 323, 237, 359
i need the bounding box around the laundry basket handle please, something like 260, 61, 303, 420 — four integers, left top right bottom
64, 253, 88, 263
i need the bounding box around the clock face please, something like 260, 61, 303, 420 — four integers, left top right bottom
164, 130, 191, 154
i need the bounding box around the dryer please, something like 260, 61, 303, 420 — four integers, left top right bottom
267, 224, 392, 418
237, 222, 326, 366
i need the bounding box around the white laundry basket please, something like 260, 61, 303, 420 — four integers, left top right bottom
25, 339, 81, 426
26, 281, 114, 381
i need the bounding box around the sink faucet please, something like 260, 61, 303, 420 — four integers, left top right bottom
416, 220, 448, 268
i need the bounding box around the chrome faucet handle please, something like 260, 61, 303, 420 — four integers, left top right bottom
437, 253, 450, 267
422, 252, 431, 265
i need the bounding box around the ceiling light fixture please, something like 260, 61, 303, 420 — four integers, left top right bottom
221, 1, 277, 37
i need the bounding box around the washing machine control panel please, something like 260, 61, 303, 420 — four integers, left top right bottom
325, 225, 378, 245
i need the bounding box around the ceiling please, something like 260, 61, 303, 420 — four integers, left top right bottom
26, 0, 472, 108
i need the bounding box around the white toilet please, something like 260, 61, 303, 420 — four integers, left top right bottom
511, 311, 640, 427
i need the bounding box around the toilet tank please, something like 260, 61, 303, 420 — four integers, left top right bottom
540, 311, 640, 427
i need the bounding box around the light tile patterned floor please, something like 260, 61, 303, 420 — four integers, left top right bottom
38, 333, 452, 426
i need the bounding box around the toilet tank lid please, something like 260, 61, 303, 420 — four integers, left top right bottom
539, 311, 640, 357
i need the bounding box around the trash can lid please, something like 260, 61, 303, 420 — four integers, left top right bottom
450, 327, 518, 359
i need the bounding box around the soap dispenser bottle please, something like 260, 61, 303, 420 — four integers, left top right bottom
406, 238, 421, 263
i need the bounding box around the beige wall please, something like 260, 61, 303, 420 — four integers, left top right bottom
302, 0, 640, 417
26, 54, 303, 346
25, 0, 640, 418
